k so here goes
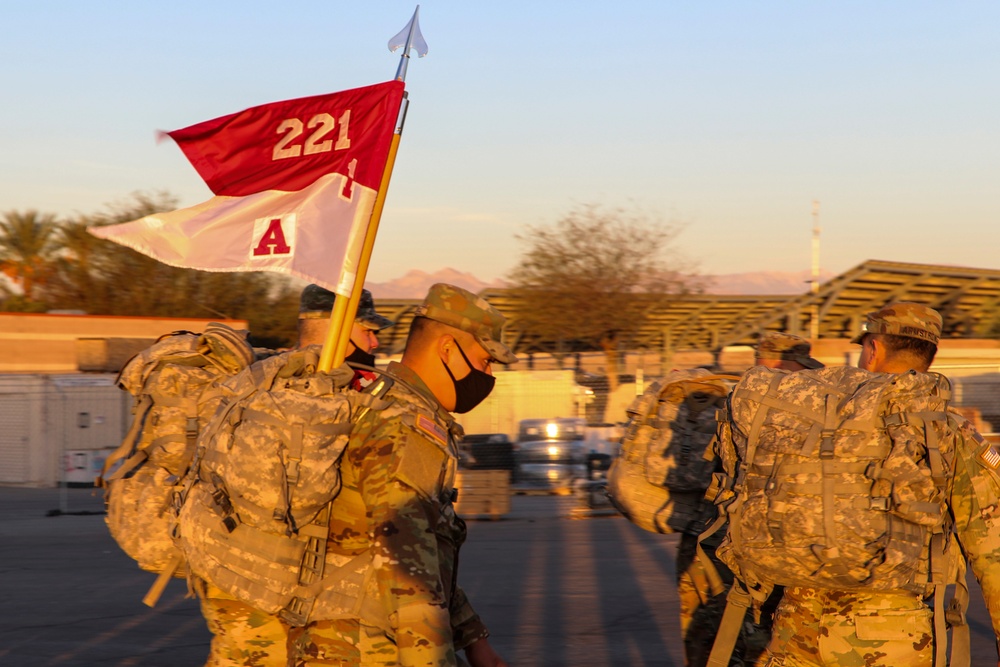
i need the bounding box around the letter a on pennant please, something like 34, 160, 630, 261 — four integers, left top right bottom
251, 215, 295, 259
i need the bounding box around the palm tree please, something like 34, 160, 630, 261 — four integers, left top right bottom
0, 210, 58, 301
43, 219, 104, 312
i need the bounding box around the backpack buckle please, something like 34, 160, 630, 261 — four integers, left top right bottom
882, 413, 905, 428
286, 460, 301, 485
185, 417, 199, 441
279, 597, 310, 627
945, 598, 967, 627
819, 429, 836, 459
870, 496, 890, 511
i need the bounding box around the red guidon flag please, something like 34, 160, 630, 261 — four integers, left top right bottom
90, 80, 405, 292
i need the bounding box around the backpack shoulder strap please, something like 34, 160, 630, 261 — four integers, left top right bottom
97, 394, 155, 486
705, 578, 757, 667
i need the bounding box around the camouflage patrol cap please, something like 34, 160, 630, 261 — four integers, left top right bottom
298, 284, 394, 330
755, 331, 824, 369
851, 302, 942, 345
415, 283, 518, 364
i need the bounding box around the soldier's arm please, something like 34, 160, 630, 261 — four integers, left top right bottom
450, 585, 488, 650
463, 636, 509, 667
951, 425, 1000, 644
353, 420, 457, 667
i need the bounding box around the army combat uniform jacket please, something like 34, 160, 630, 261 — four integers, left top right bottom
298, 362, 488, 666
760, 418, 1000, 667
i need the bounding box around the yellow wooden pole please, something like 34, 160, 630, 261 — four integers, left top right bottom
318, 129, 404, 372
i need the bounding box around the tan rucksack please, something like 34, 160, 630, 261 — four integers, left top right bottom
607, 369, 739, 534
705, 365, 970, 667
98, 323, 255, 602
175, 346, 395, 626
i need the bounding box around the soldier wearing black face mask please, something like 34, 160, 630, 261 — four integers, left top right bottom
295, 283, 518, 667
297, 284, 394, 389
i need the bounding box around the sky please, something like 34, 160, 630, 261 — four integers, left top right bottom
2, 2, 999, 285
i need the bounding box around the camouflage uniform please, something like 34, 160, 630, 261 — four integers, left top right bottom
296, 284, 516, 667
753, 303, 1000, 666
197, 580, 297, 667
296, 361, 488, 666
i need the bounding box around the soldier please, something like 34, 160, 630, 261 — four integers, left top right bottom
755, 302, 1000, 667
753, 331, 824, 371
195, 285, 394, 667
297, 284, 393, 389
681, 333, 822, 667
295, 283, 513, 667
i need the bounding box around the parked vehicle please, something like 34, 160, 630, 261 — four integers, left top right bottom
458, 433, 515, 476
514, 418, 590, 491
515, 439, 588, 489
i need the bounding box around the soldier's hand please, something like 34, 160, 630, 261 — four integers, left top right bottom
464, 637, 509, 667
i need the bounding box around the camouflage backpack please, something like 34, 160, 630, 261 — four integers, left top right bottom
607, 369, 739, 534
98, 323, 255, 601
704, 365, 970, 667
175, 345, 395, 626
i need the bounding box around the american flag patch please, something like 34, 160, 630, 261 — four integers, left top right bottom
978, 444, 1000, 470
416, 414, 447, 446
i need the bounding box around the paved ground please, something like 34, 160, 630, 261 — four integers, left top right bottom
0, 487, 996, 666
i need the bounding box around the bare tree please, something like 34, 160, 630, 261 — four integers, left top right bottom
508, 204, 702, 396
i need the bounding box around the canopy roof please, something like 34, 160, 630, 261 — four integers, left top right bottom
370, 260, 1000, 356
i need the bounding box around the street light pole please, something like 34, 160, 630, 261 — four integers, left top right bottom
810, 200, 821, 339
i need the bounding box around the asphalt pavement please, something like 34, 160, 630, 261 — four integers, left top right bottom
0, 487, 995, 666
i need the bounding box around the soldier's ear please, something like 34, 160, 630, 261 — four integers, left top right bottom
869, 336, 887, 366
437, 334, 455, 362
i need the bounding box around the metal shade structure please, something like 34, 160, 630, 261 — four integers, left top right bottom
371, 260, 1000, 358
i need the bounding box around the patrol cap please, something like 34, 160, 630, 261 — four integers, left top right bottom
415, 283, 518, 364
298, 284, 394, 330
755, 331, 824, 369
850, 302, 942, 345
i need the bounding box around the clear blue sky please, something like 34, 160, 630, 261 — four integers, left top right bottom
2, 2, 998, 284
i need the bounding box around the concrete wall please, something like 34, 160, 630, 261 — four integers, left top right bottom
0, 313, 249, 373
0, 375, 128, 487
457, 370, 590, 440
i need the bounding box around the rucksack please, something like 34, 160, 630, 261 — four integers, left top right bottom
175, 345, 396, 626
98, 323, 255, 601
607, 369, 739, 535
704, 365, 970, 667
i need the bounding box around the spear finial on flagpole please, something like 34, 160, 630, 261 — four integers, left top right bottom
389, 5, 428, 82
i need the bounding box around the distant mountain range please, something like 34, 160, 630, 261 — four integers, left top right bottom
366, 269, 507, 299
366, 268, 835, 299
703, 269, 835, 295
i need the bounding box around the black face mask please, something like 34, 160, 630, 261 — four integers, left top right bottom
345, 344, 376, 369
442, 341, 495, 414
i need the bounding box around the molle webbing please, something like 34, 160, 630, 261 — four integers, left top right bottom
280, 502, 333, 625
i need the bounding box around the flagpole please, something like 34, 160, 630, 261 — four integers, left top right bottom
318, 111, 406, 373
318, 7, 422, 373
